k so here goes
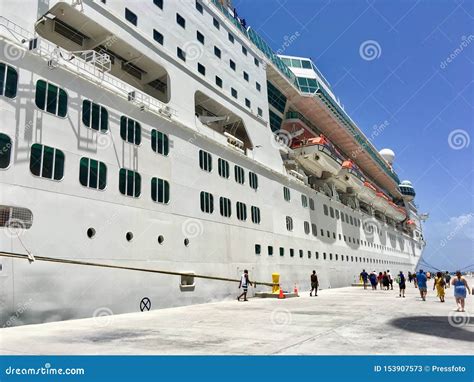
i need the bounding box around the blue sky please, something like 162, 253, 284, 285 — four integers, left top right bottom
235, 0, 473, 271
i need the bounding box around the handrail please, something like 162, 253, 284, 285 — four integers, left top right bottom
0, 16, 177, 119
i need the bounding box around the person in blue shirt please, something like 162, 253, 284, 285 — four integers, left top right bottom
360, 269, 369, 290
417, 269, 428, 301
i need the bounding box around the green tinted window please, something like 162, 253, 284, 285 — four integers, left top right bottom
82, 100, 108, 132
151, 177, 170, 203
0, 63, 18, 98
35, 80, 68, 117
0, 133, 12, 168
267, 81, 287, 114
151, 129, 169, 155
46, 82, 58, 114
79, 157, 107, 190
120, 116, 141, 145
29, 143, 64, 180
200, 191, 214, 213
291, 59, 302, 68
119, 168, 141, 197
199, 150, 212, 172
218, 158, 229, 178
269, 110, 283, 132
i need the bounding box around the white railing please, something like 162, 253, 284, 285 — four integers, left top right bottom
0, 16, 177, 119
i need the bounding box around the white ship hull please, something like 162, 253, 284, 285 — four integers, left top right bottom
0, 0, 424, 326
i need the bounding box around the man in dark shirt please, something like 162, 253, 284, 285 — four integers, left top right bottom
360, 269, 369, 289
310, 270, 319, 296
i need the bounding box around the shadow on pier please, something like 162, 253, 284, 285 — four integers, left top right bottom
389, 315, 474, 342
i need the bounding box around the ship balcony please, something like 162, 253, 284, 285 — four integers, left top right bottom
32, 3, 172, 108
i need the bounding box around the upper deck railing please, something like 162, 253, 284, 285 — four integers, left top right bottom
0, 16, 177, 120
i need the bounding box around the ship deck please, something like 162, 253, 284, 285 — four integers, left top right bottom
1, 278, 472, 355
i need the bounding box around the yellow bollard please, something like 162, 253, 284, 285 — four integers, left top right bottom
272, 273, 280, 294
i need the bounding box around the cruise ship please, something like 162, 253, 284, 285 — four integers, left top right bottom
0, 0, 426, 326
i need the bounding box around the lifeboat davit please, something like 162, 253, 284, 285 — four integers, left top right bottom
291, 135, 343, 178
338, 160, 365, 192
357, 181, 377, 204
373, 192, 390, 213
385, 202, 407, 222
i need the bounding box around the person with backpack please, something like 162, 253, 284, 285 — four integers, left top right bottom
396, 271, 406, 298
433, 271, 446, 302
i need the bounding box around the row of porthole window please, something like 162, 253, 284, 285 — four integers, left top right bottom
285, 216, 408, 254
199, 150, 258, 190
86, 228, 189, 246
254, 245, 410, 266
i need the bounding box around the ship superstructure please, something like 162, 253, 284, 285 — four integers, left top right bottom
0, 0, 425, 325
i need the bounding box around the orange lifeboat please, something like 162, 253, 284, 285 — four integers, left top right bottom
357, 181, 377, 204
373, 192, 390, 212
386, 201, 407, 222
338, 160, 365, 192
292, 135, 343, 178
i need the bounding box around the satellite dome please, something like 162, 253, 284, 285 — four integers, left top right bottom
379, 148, 395, 165
400, 180, 412, 186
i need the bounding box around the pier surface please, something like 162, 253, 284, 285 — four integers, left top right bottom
1, 278, 472, 355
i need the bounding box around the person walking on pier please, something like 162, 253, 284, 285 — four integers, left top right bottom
417, 269, 428, 301
387, 270, 393, 290
377, 272, 383, 289
396, 271, 406, 298
310, 270, 319, 296
237, 270, 253, 302
360, 269, 369, 290
382, 271, 390, 290
452, 271, 470, 312
444, 271, 451, 289
369, 271, 377, 290
433, 272, 446, 302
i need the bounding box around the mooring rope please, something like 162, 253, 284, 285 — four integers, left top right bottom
0, 251, 278, 287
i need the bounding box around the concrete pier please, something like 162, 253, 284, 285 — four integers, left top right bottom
1, 278, 472, 355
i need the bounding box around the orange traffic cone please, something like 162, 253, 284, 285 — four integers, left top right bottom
278, 288, 285, 299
